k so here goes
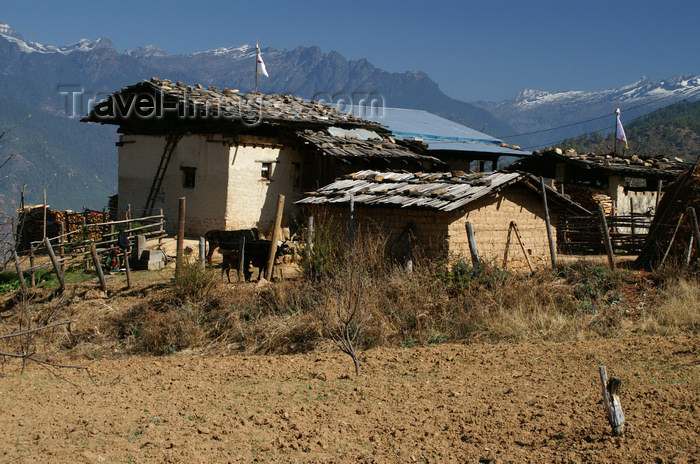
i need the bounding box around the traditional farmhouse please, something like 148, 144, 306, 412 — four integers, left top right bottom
351, 107, 530, 172
82, 78, 441, 236
511, 147, 691, 216
297, 170, 588, 269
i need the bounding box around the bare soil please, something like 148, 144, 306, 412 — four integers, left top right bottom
1, 335, 698, 463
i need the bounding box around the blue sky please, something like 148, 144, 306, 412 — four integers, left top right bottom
1, 0, 698, 102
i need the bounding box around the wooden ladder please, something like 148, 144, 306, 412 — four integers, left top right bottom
144, 134, 181, 216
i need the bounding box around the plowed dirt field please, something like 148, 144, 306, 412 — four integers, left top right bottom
1, 335, 698, 463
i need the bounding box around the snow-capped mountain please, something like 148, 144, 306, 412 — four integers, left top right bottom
0, 19, 115, 54
500, 75, 700, 111
474, 75, 700, 148
0, 19, 506, 210
124, 45, 169, 58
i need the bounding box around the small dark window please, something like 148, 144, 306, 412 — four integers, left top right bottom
181, 166, 196, 189
261, 162, 272, 180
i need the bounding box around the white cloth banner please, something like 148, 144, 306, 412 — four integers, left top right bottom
616, 114, 628, 148
256, 45, 269, 77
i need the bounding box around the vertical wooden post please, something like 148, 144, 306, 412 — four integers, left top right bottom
629, 198, 636, 237
306, 215, 314, 258
687, 207, 700, 254
198, 237, 206, 269
42, 189, 47, 240
127, 204, 132, 221
44, 238, 65, 293
90, 243, 107, 293
540, 177, 557, 268
59, 221, 65, 273
597, 203, 616, 269
655, 180, 663, 211
123, 247, 131, 289
349, 195, 355, 251
599, 365, 625, 436
176, 197, 186, 277
465, 222, 480, 267
238, 236, 246, 281
29, 247, 35, 287
13, 251, 28, 297
265, 194, 285, 281
158, 208, 165, 247
685, 235, 694, 266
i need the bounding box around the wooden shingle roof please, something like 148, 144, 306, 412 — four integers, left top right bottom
82, 77, 380, 128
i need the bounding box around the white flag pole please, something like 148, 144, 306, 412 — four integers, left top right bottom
614, 108, 619, 154
255, 41, 259, 93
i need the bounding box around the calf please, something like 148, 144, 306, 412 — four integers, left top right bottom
205, 228, 258, 267
220, 249, 242, 283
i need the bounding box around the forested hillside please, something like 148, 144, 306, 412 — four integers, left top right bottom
560, 100, 700, 161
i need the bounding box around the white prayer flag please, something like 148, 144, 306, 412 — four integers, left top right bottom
256, 44, 269, 78
615, 109, 628, 149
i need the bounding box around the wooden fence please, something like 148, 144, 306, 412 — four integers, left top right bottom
557, 214, 653, 255
15, 211, 166, 286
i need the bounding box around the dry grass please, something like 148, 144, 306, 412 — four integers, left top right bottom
3, 225, 700, 361
639, 277, 700, 335
92, 250, 700, 356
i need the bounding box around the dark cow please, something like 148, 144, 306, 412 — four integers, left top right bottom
221, 239, 290, 282
204, 228, 259, 267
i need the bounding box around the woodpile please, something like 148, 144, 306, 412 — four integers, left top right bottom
16, 206, 111, 251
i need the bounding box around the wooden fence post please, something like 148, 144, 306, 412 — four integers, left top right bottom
465, 221, 480, 267
123, 247, 131, 289
176, 197, 186, 277
307, 215, 314, 258
44, 238, 65, 293
13, 251, 28, 298
238, 236, 246, 281
265, 194, 285, 281
199, 237, 206, 270
540, 177, 557, 268
90, 243, 108, 293
629, 198, 636, 237
686, 235, 694, 266
29, 247, 35, 287
42, 188, 47, 240
59, 221, 66, 273
597, 203, 615, 269
599, 365, 625, 436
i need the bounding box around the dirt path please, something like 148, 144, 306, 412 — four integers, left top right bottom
1, 335, 698, 463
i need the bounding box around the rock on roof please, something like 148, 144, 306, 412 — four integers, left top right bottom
296, 170, 525, 212
513, 147, 691, 180
82, 77, 380, 128
296, 129, 441, 165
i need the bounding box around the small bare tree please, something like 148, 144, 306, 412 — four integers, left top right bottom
313, 227, 387, 377
317, 251, 372, 376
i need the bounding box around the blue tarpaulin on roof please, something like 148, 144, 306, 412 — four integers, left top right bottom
350, 107, 530, 157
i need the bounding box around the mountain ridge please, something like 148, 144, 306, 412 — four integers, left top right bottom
0, 18, 698, 211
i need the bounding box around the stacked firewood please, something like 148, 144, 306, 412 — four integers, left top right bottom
16, 206, 111, 250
